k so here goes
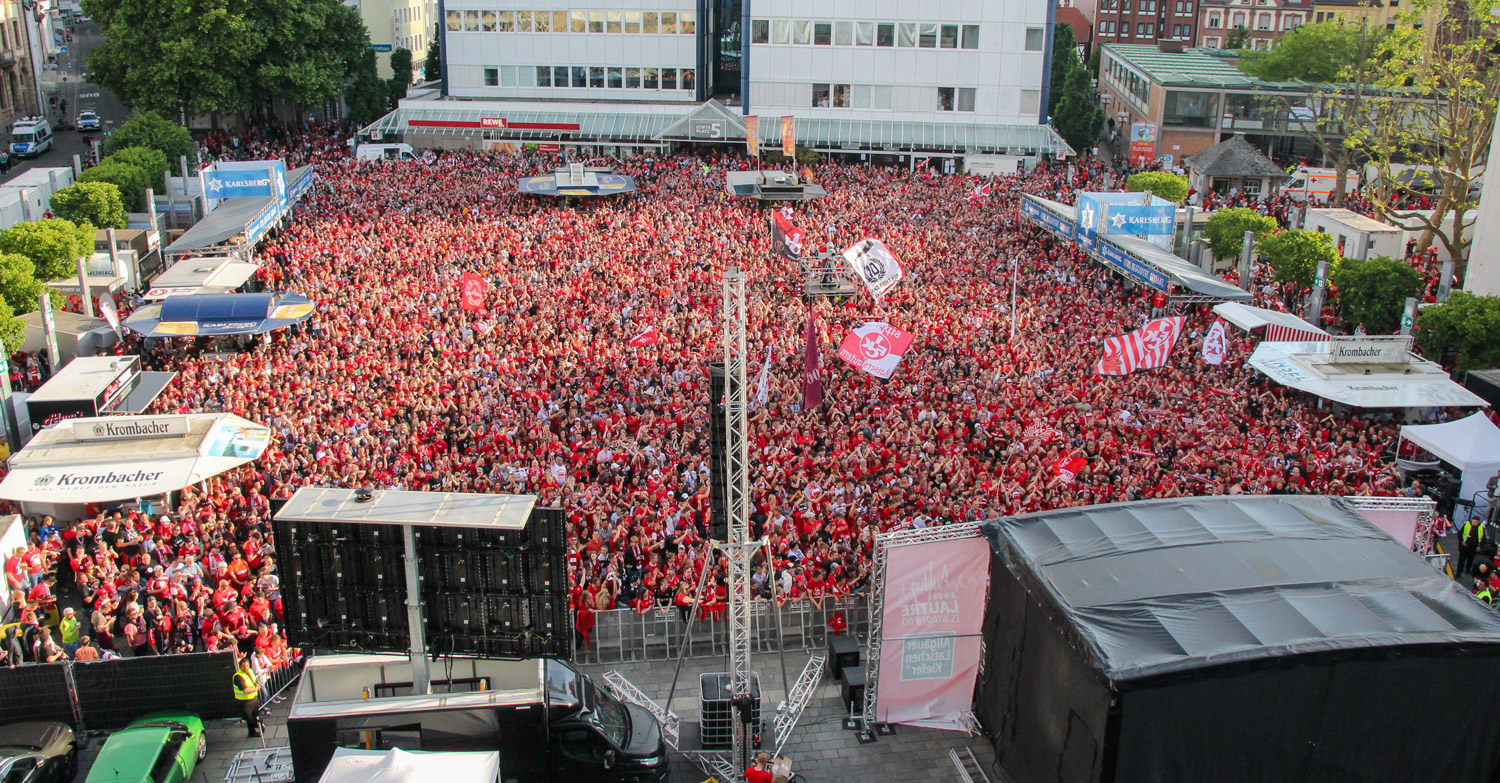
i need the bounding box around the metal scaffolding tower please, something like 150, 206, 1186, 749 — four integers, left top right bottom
720, 266, 756, 779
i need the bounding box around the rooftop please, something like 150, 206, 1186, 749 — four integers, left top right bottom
1185, 134, 1288, 178
1103, 43, 1308, 90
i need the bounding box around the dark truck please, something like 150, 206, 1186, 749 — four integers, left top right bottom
286, 654, 668, 783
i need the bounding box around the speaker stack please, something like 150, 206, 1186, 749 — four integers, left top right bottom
706, 362, 728, 542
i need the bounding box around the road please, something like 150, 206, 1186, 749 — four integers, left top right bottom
5, 18, 129, 181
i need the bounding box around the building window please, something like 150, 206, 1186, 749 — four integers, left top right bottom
681, 12, 696, 34
898, 22, 916, 47
1162, 90, 1219, 127
464, 10, 479, 31
919, 23, 938, 47
937, 87, 956, 111
483, 67, 498, 86
940, 24, 959, 48
813, 83, 830, 107
1205, 36, 1220, 47
661, 68, 677, 89
1138, 22, 1154, 36
872, 85, 892, 109
682, 68, 695, 90
961, 24, 980, 48
851, 84, 871, 108
877, 22, 895, 46
1141, 0, 1157, 12
957, 87, 976, 111
793, 19, 810, 44
535, 66, 551, 86
443, 10, 457, 31
623, 11, 639, 33
534, 12, 551, 32
856, 21, 875, 45
814, 21, 832, 45
570, 66, 586, 87
489, 11, 503, 32
1208, 13, 1221, 27
1025, 26, 1045, 50
1257, 13, 1271, 29
661, 12, 678, 34
751, 19, 768, 43
569, 10, 585, 32
1174, 24, 1189, 37
588, 10, 603, 33
643, 11, 658, 33
832, 83, 849, 106
1022, 89, 1041, 115
835, 21, 852, 45
584, 66, 600, 87
606, 11, 622, 33
606, 66, 622, 87
771, 20, 789, 44
1231, 12, 1245, 26
644, 67, 659, 89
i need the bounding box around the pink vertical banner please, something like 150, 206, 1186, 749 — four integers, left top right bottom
874, 536, 991, 730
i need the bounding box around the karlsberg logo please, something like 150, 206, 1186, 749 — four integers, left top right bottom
1079, 204, 1097, 231
33, 469, 165, 487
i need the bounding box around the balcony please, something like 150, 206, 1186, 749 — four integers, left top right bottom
0, 52, 15, 70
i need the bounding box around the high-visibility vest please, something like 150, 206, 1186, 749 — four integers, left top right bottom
1464, 521, 1487, 547
233, 671, 259, 701
1477, 589, 1494, 606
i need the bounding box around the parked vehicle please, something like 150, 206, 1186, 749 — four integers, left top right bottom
9, 117, 53, 158
287, 654, 668, 783
84, 711, 206, 783
76, 110, 100, 132
1282, 167, 1359, 204
354, 143, 416, 162
0, 721, 76, 783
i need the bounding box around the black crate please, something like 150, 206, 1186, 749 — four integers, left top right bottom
700, 672, 761, 749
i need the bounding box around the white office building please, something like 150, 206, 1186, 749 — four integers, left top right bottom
359, 0, 1071, 162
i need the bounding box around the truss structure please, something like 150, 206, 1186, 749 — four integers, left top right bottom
720, 267, 758, 778
863, 522, 985, 727
602, 671, 680, 749
773, 653, 827, 756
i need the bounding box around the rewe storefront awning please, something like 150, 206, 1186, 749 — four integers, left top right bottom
0, 413, 272, 504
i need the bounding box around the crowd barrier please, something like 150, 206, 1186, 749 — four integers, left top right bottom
572, 600, 870, 665
0, 652, 247, 730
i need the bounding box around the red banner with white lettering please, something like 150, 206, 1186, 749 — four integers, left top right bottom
837, 322, 915, 379
1052, 455, 1087, 484
628, 326, 659, 347
460, 273, 488, 311
1093, 316, 1185, 375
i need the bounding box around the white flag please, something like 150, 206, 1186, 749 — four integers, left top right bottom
841, 238, 905, 300
96, 295, 123, 339
1202, 319, 1228, 366
754, 346, 772, 407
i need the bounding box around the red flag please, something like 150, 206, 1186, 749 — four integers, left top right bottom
633, 213, 654, 234
460, 273, 488, 311
628, 326, 659, 347
1052, 455, 1087, 484
967, 183, 992, 202
771, 211, 805, 261
836, 322, 914, 379
1094, 316, 1186, 376
802, 306, 823, 409
1023, 421, 1057, 442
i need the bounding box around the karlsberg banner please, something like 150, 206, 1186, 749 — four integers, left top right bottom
201, 160, 288, 208
1075, 192, 1176, 251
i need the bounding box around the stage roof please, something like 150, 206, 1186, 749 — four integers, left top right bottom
517, 166, 637, 197
123, 292, 315, 338
276, 487, 536, 530
989, 495, 1500, 682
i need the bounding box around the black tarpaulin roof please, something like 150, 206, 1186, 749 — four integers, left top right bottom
992, 495, 1500, 682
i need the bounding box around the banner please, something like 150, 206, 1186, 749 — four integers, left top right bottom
966, 183, 991, 202
1094, 316, 1185, 376
837, 322, 915, 379
633, 212, 655, 235
1202, 319, 1228, 365
745, 115, 759, 157
801, 307, 823, 409
780, 115, 796, 157
754, 345, 772, 407
842, 238, 905, 300
97, 295, 123, 339
1104, 203, 1176, 237
1129, 123, 1158, 166
771, 211, 804, 262
459, 273, 488, 311
875, 536, 991, 730
1052, 455, 1087, 484
628, 326, 659, 348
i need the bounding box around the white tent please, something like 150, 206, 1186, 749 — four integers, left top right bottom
1212, 302, 1329, 341
1400, 413, 1500, 521
318, 748, 500, 783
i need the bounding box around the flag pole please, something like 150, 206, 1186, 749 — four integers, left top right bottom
1009, 257, 1019, 343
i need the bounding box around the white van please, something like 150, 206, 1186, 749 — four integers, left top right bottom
1283, 167, 1360, 204
9, 117, 53, 158
355, 142, 416, 162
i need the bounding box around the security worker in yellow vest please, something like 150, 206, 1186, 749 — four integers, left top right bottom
233, 657, 262, 738
1476, 584, 1494, 606
1458, 518, 1487, 578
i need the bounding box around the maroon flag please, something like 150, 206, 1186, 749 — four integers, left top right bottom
802, 306, 823, 409
460, 273, 488, 311
1094, 316, 1186, 376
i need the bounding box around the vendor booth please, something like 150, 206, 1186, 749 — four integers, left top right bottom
1399, 413, 1500, 521
0, 412, 272, 520
144, 256, 260, 300
23, 355, 175, 435
123, 292, 315, 338
1212, 301, 1329, 342
975, 495, 1500, 783
18, 310, 116, 364
1249, 336, 1489, 409
318, 748, 500, 783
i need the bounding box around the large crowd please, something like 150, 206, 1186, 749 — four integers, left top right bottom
2, 125, 1487, 666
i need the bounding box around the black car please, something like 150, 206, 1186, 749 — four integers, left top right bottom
0, 722, 77, 783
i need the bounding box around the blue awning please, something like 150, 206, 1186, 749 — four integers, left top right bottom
288, 165, 314, 203
123, 292, 315, 338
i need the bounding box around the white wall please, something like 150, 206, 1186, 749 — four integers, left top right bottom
1466, 120, 1500, 296
746, 0, 1049, 125
442, 0, 700, 102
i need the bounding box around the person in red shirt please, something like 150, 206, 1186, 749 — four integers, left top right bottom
745, 752, 774, 783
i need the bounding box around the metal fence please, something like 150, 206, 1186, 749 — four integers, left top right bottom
572, 601, 869, 665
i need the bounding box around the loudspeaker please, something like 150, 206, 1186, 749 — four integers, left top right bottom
707, 362, 728, 542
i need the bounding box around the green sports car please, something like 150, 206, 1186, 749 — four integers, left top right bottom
84, 712, 207, 783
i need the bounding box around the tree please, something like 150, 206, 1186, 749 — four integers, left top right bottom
345, 49, 392, 128
1329, 256, 1424, 334
1260, 229, 1342, 288
1203, 208, 1277, 260
1126, 172, 1188, 203
388, 48, 414, 107
1224, 25, 1251, 49
1237, 21, 1383, 208
79, 161, 150, 212
1415, 292, 1500, 372
424, 23, 441, 83
49, 182, 128, 229
0, 298, 26, 355
1049, 24, 1078, 117
1351, 0, 1500, 283
103, 111, 196, 167
248, 0, 369, 109
83, 0, 260, 117
103, 146, 169, 193
0, 253, 49, 314
0, 220, 97, 282
1086, 45, 1100, 77
1052, 65, 1104, 154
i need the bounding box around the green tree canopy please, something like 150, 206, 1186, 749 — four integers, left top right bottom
390, 47, 414, 95
1049, 24, 1078, 117
1415, 291, 1500, 371
0, 252, 49, 315
1203, 208, 1277, 260
102, 111, 196, 166
1125, 172, 1189, 203
1238, 21, 1371, 82
1052, 65, 1104, 153
424, 23, 441, 83
0, 298, 26, 354
1224, 25, 1251, 49
346, 48, 392, 128
1260, 229, 1342, 289
1330, 256, 1424, 334
79, 161, 150, 212
251, 0, 368, 107
0, 220, 96, 282
103, 146, 169, 193
49, 182, 128, 229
